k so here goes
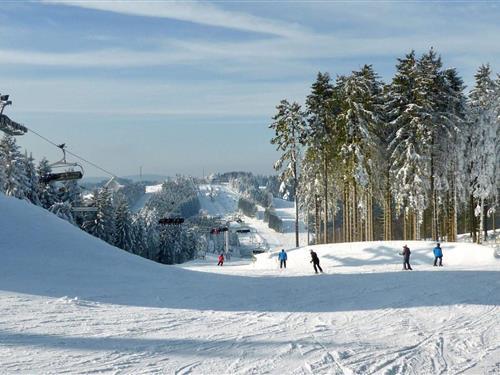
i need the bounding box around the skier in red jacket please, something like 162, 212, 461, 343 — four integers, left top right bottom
217, 253, 224, 266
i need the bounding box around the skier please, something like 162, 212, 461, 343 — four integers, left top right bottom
400, 245, 412, 270
433, 243, 443, 267
217, 253, 224, 266
278, 249, 287, 269
310, 249, 323, 274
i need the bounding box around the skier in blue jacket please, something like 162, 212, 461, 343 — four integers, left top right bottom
433, 243, 443, 267
278, 249, 287, 269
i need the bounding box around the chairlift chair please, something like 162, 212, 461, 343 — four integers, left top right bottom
158, 217, 185, 225
40, 144, 84, 183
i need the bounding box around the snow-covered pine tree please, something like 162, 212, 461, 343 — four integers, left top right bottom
298, 147, 322, 244
466, 64, 497, 243
304, 72, 336, 243
113, 194, 134, 252
270, 99, 306, 247
337, 65, 381, 241
158, 224, 180, 264
415, 48, 453, 242
375, 83, 400, 240
59, 172, 82, 209
23, 152, 40, 206
131, 214, 148, 257
139, 207, 161, 260
49, 201, 75, 224
36, 158, 58, 209
91, 187, 115, 243
438, 68, 467, 241
0, 134, 30, 199
387, 51, 429, 240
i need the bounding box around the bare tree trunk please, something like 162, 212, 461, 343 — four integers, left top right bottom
484, 201, 488, 241
478, 197, 484, 244
416, 210, 421, 240
306, 207, 310, 245
470, 194, 477, 243
315, 195, 320, 244
294, 197, 299, 247
293, 162, 299, 248
384, 184, 392, 241
353, 181, 358, 241
370, 192, 374, 241
342, 188, 347, 243
493, 209, 496, 240
331, 205, 335, 243
403, 211, 407, 241
452, 191, 457, 242
323, 157, 328, 244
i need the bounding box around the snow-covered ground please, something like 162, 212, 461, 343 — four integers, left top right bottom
1, 192, 499, 374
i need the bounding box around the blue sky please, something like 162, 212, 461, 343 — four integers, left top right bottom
1, 1, 499, 178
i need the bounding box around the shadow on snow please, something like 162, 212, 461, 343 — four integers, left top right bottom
2, 266, 499, 313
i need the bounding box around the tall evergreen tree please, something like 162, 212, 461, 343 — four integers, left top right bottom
113, 195, 134, 252
36, 158, 58, 209
49, 201, 75, 224
270, 99, 306, 247
304, 72, 336, 243
0, 134, 29, 199
438, 68, 467, 241
337, 65, 381, 241
466, 64, 497, 243
85, 187, 115, 243
59, 174, 82, 209
387, 51, 428, 240
23, 152, 40, 205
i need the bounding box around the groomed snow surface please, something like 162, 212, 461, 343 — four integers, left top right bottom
1, 192, 500, 374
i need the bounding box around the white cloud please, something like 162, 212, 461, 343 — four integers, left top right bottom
4, 77, 308, 118
42, 0, 308, 38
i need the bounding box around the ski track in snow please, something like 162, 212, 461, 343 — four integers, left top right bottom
1, 187, 499, 374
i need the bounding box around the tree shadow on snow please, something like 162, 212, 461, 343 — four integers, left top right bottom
2, 265, 499, 313
0, 329, 338, 357
322, 245, 434, 267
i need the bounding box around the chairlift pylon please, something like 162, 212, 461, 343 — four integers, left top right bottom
41, 144, 84, 183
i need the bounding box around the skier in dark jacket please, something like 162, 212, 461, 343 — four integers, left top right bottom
278, 249, 287, 269
400, 245, 412, 270
310, 250, 323, 274
433, 243, 443, 266
217, 253, 224, 266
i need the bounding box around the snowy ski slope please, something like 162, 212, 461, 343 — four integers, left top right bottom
1, 192, 499, 374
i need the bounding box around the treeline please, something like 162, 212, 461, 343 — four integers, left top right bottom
0, 134, 206, 264
270, 48, 499, 245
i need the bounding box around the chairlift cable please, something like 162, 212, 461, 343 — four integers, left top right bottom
23, 125, 117, 178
